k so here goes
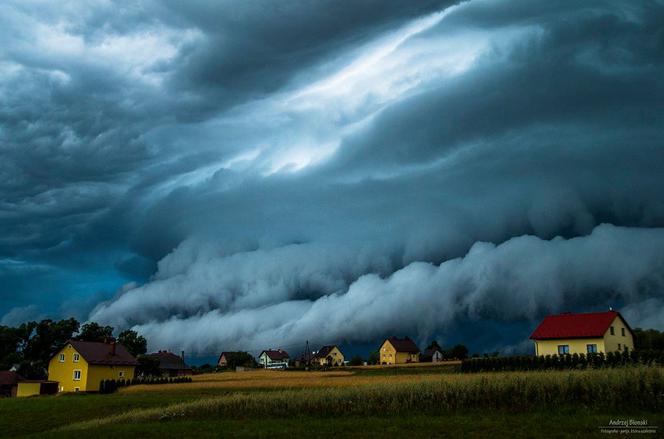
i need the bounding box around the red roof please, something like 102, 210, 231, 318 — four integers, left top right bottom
66, 340, 140, 366
261, 349, 289, 361
384, 337, 420, 353
530, 311, 630, 340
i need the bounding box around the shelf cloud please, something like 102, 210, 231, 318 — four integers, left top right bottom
2, 0, 664, 353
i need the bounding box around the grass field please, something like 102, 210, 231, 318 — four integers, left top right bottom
1, 365, 662, 438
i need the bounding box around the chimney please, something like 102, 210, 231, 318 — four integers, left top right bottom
111, 340, 116, 356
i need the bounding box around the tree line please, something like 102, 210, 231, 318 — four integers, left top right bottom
0, 318, 147, 379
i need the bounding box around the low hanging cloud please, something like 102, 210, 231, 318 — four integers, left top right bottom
90, 224, 664, 353
2, 0, 664, 354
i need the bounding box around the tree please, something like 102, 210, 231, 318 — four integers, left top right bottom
14, 318, 80, 379
368, 350, 380, 365
426, 340, 443, 352
634, 328, 664, 351
348, 355, 364, 366
220, 352, 256, 369
448, 344, 469, 360
118, 329, 147, 357
76, 322, 114, 342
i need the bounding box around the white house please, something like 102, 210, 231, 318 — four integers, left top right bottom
258, 349, 290, 369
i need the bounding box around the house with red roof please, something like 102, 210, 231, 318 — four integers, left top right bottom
379, 336, 420, 365
529, 310, 634, 356
258, 349, 290, 369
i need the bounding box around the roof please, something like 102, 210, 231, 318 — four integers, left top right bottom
65, 340, 139, 366
422, 347, 442, 357
311, 345, 340, 360
384, 336, 420, 353
146, 351, 191, 370
530, 311, 631, 340
261, 349, 289, 361
0, 371, 23, 386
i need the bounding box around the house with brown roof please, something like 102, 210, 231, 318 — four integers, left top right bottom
146, 351, 192, 377
530, 310, 634, 356
258, 349, 290, 369
47, 339, 139, 392
379, 336, 420, 365
311, 345, 345, 367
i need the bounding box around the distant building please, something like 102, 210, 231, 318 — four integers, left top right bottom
380, 337, 420, 365
420, 347, 444, 363
310, 345, 345, 367
258, 349, 290, 369
217, 352, 255, 369
48, 339, 139, 392
530, 310, 634, 356
218, 352, 231, 367
146, 351, 192, 377
0, 371, 58, 397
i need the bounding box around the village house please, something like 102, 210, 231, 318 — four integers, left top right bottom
258, 349, 290, 369
420, 346, 444, 363
310, 345, 345, 367
48, 339, 139, 392
146, 350, 192, 377
217, 352, 232, 367
530, 310, 634, 356
380, 336, 420, 365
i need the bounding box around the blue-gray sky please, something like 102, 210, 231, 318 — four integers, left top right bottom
1, 0, 664, 356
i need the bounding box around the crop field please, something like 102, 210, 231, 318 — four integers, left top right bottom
1, 365, 662, 438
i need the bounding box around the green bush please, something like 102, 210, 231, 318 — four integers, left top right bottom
461, 350, 663, 373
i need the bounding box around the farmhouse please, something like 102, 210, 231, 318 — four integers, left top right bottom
48, 339, 139, 392
530, 310, 634, 356
311, 345, 345, 366
258, 349, 290, 368
146, 350, 192, 377
420, 347, 444, 363
380, 336, 420, 365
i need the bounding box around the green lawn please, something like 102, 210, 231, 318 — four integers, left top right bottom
29, 413, 664, 439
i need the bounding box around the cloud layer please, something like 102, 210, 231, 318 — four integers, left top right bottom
2, 0, 664, 353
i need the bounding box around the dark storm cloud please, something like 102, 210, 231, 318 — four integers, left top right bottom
2, 0, 664, 353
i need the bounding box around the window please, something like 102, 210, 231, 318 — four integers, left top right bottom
73, 353, 80, 362
621, 328, 625, 337
618, 343, 621, 351
610, 326, 615, 335
59, 353, 65, 362
118, 371, 125, 378
73, 370, 81, 381
557, 345, 570, 355
586, 344, 598, 353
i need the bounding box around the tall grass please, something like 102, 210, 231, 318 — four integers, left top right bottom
61, 366, 663, 431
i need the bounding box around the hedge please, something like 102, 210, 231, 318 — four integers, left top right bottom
99, 376, 193, 393
460, 349, 664, 373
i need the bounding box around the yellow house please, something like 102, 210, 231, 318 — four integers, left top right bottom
380, 336, 420, 365
311, 345, 345, 366
48, 340, 139, 392
530, 310, 634, 356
